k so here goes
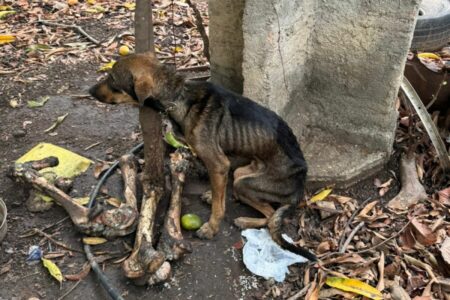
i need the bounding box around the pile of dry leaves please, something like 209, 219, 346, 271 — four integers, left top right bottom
0, 0, 209, 80
265, 53, 450, 299
1, 1, 449, 299
270, 186, 449, 300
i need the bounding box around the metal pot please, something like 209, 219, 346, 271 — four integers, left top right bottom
0, 198, 7, 243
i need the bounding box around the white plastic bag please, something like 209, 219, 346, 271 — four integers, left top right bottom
241, 228, 309, 282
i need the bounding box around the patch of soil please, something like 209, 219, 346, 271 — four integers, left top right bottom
0, 56, 264, 299
0, 54, 403, 300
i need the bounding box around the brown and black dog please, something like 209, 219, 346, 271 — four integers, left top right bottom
89, 52, 316, 261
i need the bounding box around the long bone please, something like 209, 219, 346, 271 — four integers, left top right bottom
122, 185, 167, 281
9, 157, 138, 238
157, 149, 193, 261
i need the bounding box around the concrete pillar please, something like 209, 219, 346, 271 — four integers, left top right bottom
209, 0, 420, 186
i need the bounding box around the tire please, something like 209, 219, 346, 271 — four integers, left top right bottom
410, 0, 450, 51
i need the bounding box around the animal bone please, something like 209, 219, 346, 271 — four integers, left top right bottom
157, 149, 192, 261
122, 185, 166, 280
10, 157, 138, 238
388, 154, 428, 210
119, 154, 139, 209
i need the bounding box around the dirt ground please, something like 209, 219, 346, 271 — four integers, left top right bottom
0, 54, 404, 300
6, 0, 450, 298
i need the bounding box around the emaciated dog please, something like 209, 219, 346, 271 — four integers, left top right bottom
89, 52, 316, 261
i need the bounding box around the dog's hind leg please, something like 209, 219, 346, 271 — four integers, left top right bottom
232, 162, 277, 229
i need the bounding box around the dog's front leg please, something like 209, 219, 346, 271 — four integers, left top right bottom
195, 150, 230, 239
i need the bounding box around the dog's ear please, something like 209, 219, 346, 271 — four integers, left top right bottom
134, 76, 155, 105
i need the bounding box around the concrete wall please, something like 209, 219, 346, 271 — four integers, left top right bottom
209, 0, 420, 186
209, 0, 245, 93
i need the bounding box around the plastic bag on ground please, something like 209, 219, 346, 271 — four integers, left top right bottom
241, 228, 309, 282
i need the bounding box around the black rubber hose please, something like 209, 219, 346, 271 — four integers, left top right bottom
84, 142, 144, 300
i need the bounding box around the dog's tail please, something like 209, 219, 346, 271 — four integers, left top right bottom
267, 204, 317, 262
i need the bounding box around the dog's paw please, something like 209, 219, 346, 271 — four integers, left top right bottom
200, 190, 212, 205
196, 222, 217, 239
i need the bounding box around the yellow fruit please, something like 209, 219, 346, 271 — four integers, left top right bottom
67, 0, 78, 6
119, 45, 130, 56
181, 214, 202, 231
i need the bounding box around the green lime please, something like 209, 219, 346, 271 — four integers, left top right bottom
181, 214, 202, 231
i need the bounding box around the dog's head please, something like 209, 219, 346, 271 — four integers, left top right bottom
89, 52, 179, 107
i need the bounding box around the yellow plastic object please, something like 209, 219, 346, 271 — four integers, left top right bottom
16, 143, 92, 178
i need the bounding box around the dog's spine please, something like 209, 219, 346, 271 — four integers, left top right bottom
267, 205, 317, 261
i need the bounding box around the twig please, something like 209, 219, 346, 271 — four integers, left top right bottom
404, 254, 437, 280
20, 216, 69, 238
319, 219, 411, 260
401, 76, 450, 171
355, 219, 412, 255
84, 141, 102, 151
338, 197, 374, 250
287, 283, 311, 300
58, 280, 82, 300
186, 0, 210, 61
37, 19, 101, 45
377, 252, 385, 291
34, 229, 83, 253
71, 94, 91, 99
21, 272, 40, 279
339, 221, 364, 253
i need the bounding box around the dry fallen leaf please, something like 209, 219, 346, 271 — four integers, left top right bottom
357, 200, 378, 221
82, 237, 107, 245
106, 197, 122, 208
42, 258, 64, 283
65, 263, 91, 281
438, 187, 450, 206
417, 52, 441, 60
44, 113, 69, 133
410, 217, 437, 246
98, 60, 116, 72
325, 277, 382, 300
310, 188, 332, 203
0, 34, 15, 44
74, 197, 89, 206
440, 237, 450, 265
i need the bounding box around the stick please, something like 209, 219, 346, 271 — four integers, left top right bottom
186, 0, 210, 61
84, 142, 102, 151
355, 220, 411, 255
37, 19, 101, 45
338, 197, 373, 251
20, 216, 69, 238
377, 252, 385, 291
404, 254, 437, 280
57, 280, 82, 300
34, 229, 83, 253
339, 221, 364, 253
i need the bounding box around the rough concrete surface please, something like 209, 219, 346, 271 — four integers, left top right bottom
209, 0, 420, 186
209, 0, 245, 93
